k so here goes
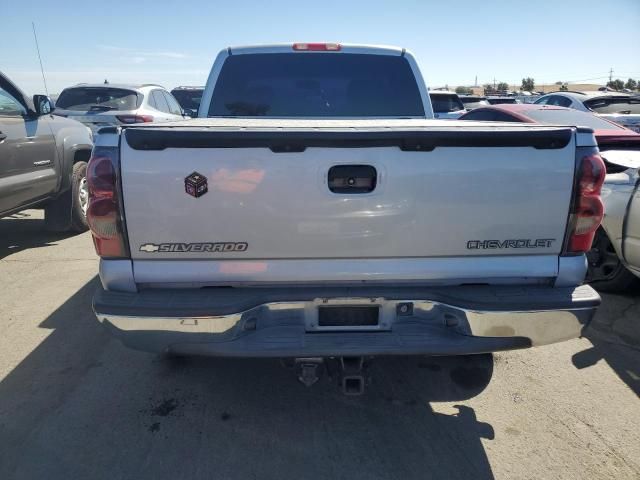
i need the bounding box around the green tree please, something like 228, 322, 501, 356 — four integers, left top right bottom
559, 84, 568, 91
607, 79, 624, 90
624, 78, 637, 90
497, 82, 509, 92
521, 77, 535, 92
555, 81, 563, 85
483, 84, 495, 94
455, 86, 473, 95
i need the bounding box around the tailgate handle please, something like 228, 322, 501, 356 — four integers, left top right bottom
328, 165, 377, 194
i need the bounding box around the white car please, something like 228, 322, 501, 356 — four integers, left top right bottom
54, 83, 187, 134
591, 161, 640, 290
428, 91, 466, 119
534, 91, 640, 133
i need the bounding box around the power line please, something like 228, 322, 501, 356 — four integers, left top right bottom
451, 71, 640, 89
476, 71, 640, 86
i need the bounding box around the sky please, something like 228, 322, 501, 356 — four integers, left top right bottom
2, 0, 639, 95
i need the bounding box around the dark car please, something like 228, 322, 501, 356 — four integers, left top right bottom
428, 91, 465, 119
0, 72, 93, 231
461, 104, 640, 292
486, 96, 518, 105
170, 86, 205, 117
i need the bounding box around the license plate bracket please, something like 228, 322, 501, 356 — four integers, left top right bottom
318, 306, 379, 327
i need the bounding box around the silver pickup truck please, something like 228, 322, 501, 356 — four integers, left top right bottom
88, 44, 604, 390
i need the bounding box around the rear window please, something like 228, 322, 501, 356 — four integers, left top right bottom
524, 109, 626, 130
429, 94, 464, 113
584, 97, 640, 114
56, 87, 140, 111
208, 53, 424, 117
171, 89, 203, 111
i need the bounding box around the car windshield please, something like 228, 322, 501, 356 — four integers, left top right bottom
584, 97, 640, 114
55, 87, 140, 111
430, 94, 464, 112
171, 89, 204, 111
208, 53, 425, 117
525, 109, 626, 130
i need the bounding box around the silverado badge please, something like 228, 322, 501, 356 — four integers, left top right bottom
139, 242, 248, 253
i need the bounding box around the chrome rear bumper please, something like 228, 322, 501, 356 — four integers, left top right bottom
93, 284, 599, 357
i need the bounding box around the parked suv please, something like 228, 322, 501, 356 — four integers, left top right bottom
0, 71, 93, 231
54, 83, 186, 133
170, 86, 204, 118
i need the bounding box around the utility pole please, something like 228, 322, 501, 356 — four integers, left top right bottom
609, 68, 613, 83
475, 75, 477, 87
493, 77, 496, 90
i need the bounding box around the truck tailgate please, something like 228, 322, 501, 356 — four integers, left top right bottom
119, 120, 577, 285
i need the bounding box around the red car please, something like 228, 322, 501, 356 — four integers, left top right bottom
461, 104, 640, 292
459, 104, 640, 152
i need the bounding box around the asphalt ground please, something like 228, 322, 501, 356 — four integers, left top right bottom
1, 210, 638, 480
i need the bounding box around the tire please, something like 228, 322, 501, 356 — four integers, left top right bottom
586, 228, 640, 293
70, 161, 89, 233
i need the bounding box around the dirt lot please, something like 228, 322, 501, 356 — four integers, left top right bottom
1, 210, 639, 480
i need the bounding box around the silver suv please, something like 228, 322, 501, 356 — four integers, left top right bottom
534, 91, 640, 133
54, 83, 186, 133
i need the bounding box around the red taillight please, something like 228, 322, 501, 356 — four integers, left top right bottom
292, 43, 341, 51
88, 155, 116, 196
87, 147, 129, 258
579, 153, 606, 194
116, 114, 154, 124
565, 153, 606, 254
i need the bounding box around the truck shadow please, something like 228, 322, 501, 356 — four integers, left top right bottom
0, 277, 496, 480
572, 292, 640, 396
0, 211, 75, 260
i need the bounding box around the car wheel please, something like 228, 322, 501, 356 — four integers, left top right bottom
70, 161, 89, 233
586, 228, 639, 293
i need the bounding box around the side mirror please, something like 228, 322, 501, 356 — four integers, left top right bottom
33, 95, 55, 116
182, 108, 196, 118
